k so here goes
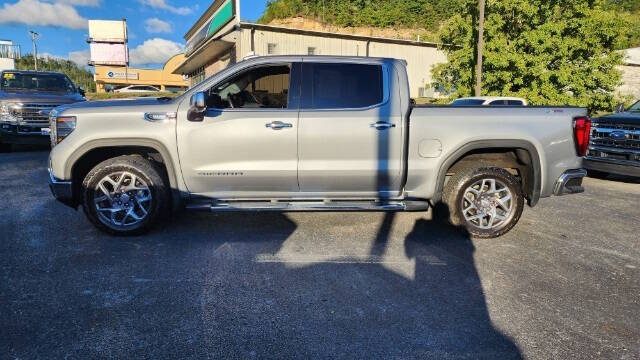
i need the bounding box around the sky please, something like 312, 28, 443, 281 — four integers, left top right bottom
0, 0, 270, 69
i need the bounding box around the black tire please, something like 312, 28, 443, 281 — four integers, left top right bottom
587, 169, 609, 179
82, 155, 169, 236
443, 167, 524, 238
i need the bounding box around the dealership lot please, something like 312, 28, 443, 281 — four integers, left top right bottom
1, 148, 639, 359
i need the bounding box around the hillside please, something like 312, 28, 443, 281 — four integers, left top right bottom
259, 0, 463, 32
260, 0, 640, 49
15, 55, 96, 92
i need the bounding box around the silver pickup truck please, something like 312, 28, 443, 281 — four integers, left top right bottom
48, 56, 590, 238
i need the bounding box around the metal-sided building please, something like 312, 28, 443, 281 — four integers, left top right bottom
173, 0, 448, 98
0, 40, 20, 71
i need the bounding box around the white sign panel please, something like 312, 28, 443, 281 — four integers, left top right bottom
90, 43, 128, 65
89, 20, 128, 42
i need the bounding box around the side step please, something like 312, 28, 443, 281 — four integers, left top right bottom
186, 199, 429, 212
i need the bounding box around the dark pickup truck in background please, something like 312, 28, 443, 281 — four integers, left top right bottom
0, 70, 85, 151
585, 100, 640, 178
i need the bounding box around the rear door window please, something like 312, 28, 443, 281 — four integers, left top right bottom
302, 63, 383, 109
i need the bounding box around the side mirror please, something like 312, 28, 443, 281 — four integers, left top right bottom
188, 92, 206, 122
615, 103, 625, 113
78, 86, 86, 96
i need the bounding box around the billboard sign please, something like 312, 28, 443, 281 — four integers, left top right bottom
88, 20, 128, 42
185, 0, 237, 56
89, 43, 128, 66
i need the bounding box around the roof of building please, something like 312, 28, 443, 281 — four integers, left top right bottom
238, 22, 444, 49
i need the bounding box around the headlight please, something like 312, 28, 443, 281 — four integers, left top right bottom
51, 114, 76, 145
0, 102, 19, 124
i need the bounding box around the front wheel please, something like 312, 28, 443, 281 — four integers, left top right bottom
82, 155, 169, 236
443, 167, 524, 238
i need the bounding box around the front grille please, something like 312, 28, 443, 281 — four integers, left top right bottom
10, 103, 61, 127
590, 123, 640, 151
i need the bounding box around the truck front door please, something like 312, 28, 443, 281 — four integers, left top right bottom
297, 61, 404, 197
177, 62, 301, 197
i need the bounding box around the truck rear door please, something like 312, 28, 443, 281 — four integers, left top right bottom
297, 61, 404, 197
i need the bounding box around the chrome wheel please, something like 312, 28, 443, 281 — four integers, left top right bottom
94, 171, 152, 228
461, 178, 514, 230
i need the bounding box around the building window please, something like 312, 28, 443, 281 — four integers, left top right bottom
190, 66, 205, 86
267, 43, 277, 55
308, 47, 317, 55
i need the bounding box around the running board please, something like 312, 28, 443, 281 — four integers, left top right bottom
186, 199, 429, 212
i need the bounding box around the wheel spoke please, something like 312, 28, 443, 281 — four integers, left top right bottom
461, 176, 515, 231
94, 171, 152, 229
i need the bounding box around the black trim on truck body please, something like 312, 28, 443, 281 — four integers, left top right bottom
433, 140, 542, 207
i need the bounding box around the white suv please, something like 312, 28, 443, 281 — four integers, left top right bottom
451, 97, 528, 106
113, 85, 160, 93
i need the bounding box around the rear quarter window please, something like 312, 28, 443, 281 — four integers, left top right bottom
303, 63, 383, 109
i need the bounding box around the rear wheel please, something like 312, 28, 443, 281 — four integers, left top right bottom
443, 167, 524, 238
82, 155, 169, 236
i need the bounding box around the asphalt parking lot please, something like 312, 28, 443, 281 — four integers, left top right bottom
1, 147, 639, 359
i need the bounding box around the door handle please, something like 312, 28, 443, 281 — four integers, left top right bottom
370, 122, 396, 130
266, 121, 293, 130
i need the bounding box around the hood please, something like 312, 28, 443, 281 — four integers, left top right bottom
57, 96, 179, 115
63, 97, 174, 109
0, 90, 84, 104
595, 112, 640, 125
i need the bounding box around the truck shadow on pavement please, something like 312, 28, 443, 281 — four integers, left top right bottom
159, 205, 522, 358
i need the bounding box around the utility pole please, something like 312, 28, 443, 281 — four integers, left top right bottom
475, 0, 485, 96
29, 30, 40, 71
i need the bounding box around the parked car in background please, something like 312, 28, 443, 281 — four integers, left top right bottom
113, 85, 161, 93
584, 100, 640, 178
451, 97, 528, 106
0, 70, 85, 152
48, 56, 588, 238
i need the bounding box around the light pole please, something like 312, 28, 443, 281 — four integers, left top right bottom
29, 30, 40, 71
475, 0, 486, 96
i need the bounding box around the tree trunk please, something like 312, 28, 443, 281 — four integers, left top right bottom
475, 0, 486, 96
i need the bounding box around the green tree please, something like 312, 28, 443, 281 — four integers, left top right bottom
432, 0, 627, 112
15, 54, 96, 92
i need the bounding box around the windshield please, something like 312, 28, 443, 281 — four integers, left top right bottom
628, 101, 640, 112
451, 99, 486, 105
1, 72, 76, 93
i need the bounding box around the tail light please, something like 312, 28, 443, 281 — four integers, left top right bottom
573, 116, 591, 157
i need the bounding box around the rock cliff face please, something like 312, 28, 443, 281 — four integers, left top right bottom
268, 17, 437, 43
618, 65, 640, 99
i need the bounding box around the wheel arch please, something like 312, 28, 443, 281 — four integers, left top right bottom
434, 140, 542, 207
65, 139, 183, 210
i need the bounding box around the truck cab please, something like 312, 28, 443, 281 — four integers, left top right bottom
0, 70, 85, 151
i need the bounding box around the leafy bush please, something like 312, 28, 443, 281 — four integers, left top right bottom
15, 55, 96, 92
432, 0, 628, 113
